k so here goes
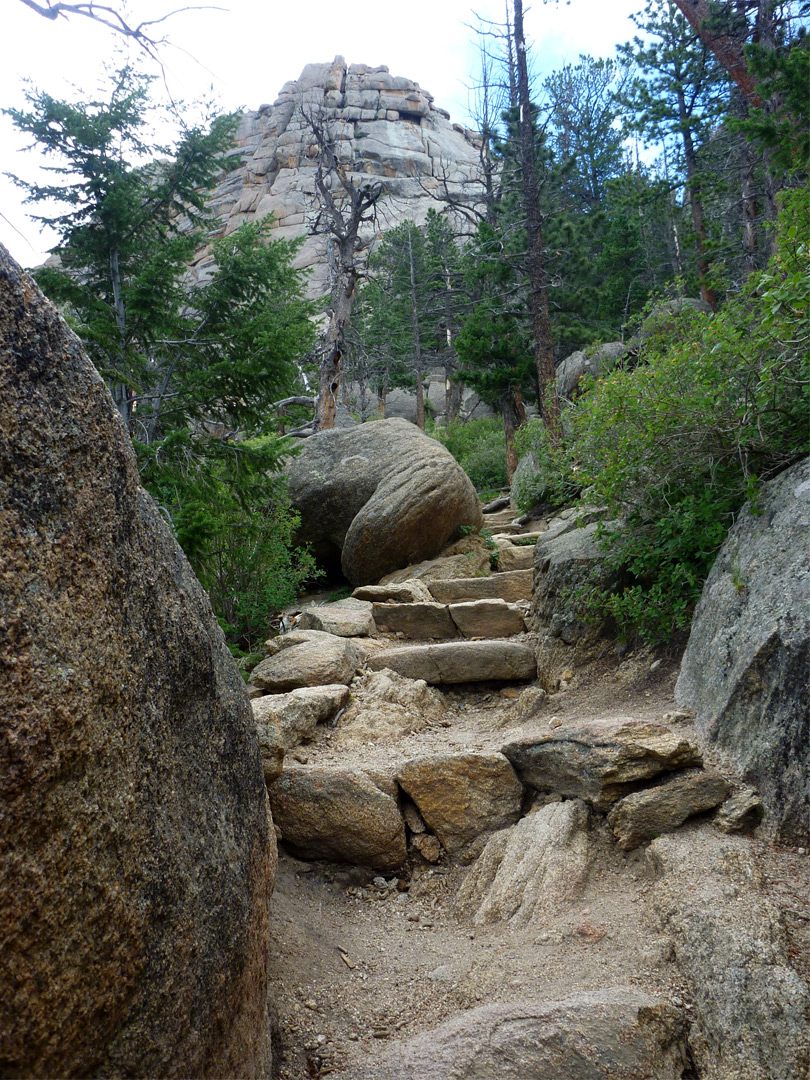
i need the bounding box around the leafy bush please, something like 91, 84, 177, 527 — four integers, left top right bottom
431, 418, 509, 495
564, 188, 809, 642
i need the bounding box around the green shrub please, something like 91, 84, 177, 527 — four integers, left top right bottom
565, 188, 809, 643
431, 418, 508, 495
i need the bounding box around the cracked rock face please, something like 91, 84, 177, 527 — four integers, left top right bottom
676, 456, 810, 843
192, 57, 485, 298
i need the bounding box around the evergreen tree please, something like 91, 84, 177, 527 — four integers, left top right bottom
618, 0, 730, 307
6, 66, 318, 650
6, 67, 239, 422
455, 220, 534, 479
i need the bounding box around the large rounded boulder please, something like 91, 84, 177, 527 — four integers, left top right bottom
0, 246, 275, 1078
286, 418, 483, 585
676, 457, 810, 843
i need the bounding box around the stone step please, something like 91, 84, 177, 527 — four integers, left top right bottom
367, 639, 537, 684
483, 519, 523, 533
372, 598, 526, 640
427, 569, 533, 605
492, 541, 535, 573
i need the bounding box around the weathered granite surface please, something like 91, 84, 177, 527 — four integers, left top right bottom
0, 246, 274, 1079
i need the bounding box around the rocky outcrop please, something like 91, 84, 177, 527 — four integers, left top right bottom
346, 990, 689, 1080
556, 341, 627, 401
648, 828, 810, 1080
456, 801, 594, 926
0, 246, 274, 1078
504, 718, 702, 812
675, 457, 810, 842
267, 765, 406, 870
285, 418, 482, 585
196, 58, 484, 301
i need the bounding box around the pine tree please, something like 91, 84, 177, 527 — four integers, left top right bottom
7, 66, 318, 649
618, 0, 730, 308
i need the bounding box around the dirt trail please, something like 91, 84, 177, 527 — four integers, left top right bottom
263, 513, 810, 1080
268, 654, 693, 1079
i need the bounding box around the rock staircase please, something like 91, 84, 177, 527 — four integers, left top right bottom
248, 500, 810, 1080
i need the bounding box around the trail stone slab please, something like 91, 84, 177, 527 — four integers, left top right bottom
648, 829, 809, 1080
250, 631, 367, 692
346, 989, 688, 1080
675, 457, 810, 843
503, 718, 701, 811
296, 598, 375, 637
397, 752, 523, 857
0, 246, 273, 1079
353, 580, 434, 604
607, 768, 730, 850
379, 535, 492, 585
494, 541, 536, 572
368, 640, 537, 684
267, 765, 406, 870
372, 601, 457, 639
285, 418, 482, 585
428, 569, 533, 604
449, 599, 526, 639
456, 800, 593, 926
252, 684, 350, 749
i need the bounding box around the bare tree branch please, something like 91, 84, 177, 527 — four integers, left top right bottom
17, 1, 225, 60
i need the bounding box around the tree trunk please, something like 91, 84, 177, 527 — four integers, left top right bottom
109, 245, 132, 426
513, 0, 561, 442
673, 0, 764, 106
677, 89, 717, 310
315, 254, 357, 431
414, 369, 425, 430
501, 388, 526, 483
445, 368, 463, 424
407, 225, 426, 430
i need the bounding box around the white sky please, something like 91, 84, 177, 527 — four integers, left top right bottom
0, 0, 643, 265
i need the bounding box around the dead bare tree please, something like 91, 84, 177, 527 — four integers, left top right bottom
17, 1, 220, 61
302, 107, 383, 431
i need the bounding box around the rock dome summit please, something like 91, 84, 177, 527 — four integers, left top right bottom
193, 57, 485, 297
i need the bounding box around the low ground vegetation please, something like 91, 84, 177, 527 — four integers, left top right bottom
430, 418, 509, 497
